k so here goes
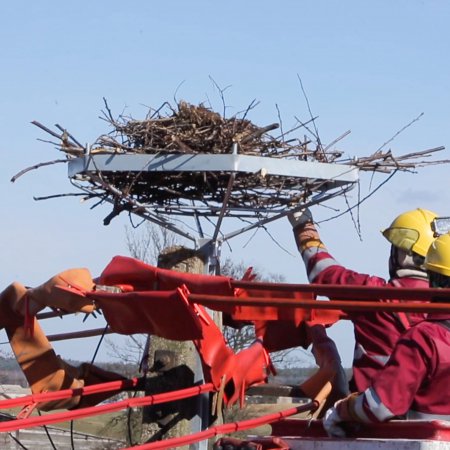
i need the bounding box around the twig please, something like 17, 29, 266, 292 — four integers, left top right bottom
275, 104, 285, 143
33, 193, 89, 201
324, 130, 351, 151
297, 74, 326, 160
54, 123, 85, 149
239, 99, 260, 122
209, 76, 232, 118
376, 112, 424, 152
240, 123, 279, 144
31, 120, 61, 139
319, 170, 399, 225
11, 159, 68, 182
102, 97, 115, 123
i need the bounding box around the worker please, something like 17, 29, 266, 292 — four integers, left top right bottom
323, 233, 450, 437
288, 207, 438, 392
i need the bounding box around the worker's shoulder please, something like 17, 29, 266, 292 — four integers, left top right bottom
403, 318, 450, 344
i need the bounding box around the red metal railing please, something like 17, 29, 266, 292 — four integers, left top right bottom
122, 400, 319, 450
0, 383, 214, 433
190, 293, 450, 314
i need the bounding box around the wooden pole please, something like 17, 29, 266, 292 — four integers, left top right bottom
141, 246, 209, 450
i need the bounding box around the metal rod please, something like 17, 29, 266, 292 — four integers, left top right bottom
211, 172, 235, 243
47, 327, 112, 342
193, 211, 204, 239
188, 294, 450, 313
37, 310, 73, 320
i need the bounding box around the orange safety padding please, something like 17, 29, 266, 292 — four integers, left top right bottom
233, 288, 314, 324
6, 316, 84, 410
253, 309, 346, 353
90, 286, 272, 408
37, 257, 351, 410
98, 256, 234, 295
191, 302, 271, 407
89, 289, 204, 340
226, 341, 273, 407
28, 268, 96, 314
192, 304, 234, 385
97, 256, 345, 328
6, 314, 126, 411
310, 308, 347, 324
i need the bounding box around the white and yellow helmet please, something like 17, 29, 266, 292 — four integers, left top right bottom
382, 208, 437, 257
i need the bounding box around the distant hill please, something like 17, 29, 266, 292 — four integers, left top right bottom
0, 356, 27, 386
0, 356, 139, 387
0, 355, 351, 389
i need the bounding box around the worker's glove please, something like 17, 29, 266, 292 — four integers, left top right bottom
323, 406, 347, 438
241, 266, 257, 282
234, 266, 257, 297
287, 207, 313, 229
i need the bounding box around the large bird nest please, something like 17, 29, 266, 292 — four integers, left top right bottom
16, 100, 447, 219
99, 101, 285, 157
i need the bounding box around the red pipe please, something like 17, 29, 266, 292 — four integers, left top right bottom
0, 378, 141, 410
122, 400, 319, 450
231, 281, 450, 301
190, 293, 450, 313
36, 310, 73, 320
0, 383, 214, 433
47, 327, 112, 342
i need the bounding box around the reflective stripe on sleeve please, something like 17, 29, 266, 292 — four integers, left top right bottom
354, 343, 390, 365
364, 387, 395, 422
301, 247, 338, 282
352, 392, 372, 423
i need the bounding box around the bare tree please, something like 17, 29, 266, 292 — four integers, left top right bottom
125, 223, 182, 265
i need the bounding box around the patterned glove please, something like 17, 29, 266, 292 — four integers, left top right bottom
323, 406, 347, 438
288, 207, 313, 229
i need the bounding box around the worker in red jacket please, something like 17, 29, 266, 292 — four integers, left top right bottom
323, 233, 450, 437
288, 208, 437, 392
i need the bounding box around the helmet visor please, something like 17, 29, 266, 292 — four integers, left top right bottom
383, 228, 420, 253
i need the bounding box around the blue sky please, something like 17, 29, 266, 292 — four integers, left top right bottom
1, 1, 449, 365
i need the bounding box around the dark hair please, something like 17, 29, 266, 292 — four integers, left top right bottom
428, 271, 450, 289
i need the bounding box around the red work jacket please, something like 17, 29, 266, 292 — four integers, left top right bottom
361, 313, 450, 421
301, 246, 428, 391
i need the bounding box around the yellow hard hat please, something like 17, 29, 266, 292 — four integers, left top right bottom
381, 208, 437, 257
424, 233, 450, 277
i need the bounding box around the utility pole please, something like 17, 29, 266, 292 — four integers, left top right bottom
142, 246, 213, 450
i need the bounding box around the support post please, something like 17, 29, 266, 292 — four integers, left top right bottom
142, 246, 212, 450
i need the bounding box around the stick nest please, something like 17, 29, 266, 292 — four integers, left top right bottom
23, 100, 447, 219
101, 101, 282, 157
